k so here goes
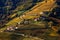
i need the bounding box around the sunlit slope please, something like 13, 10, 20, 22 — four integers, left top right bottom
7, 0, 56, 25
0, 0, 56, 31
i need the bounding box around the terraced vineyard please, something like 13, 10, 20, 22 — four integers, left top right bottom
0, 0, 60, 40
